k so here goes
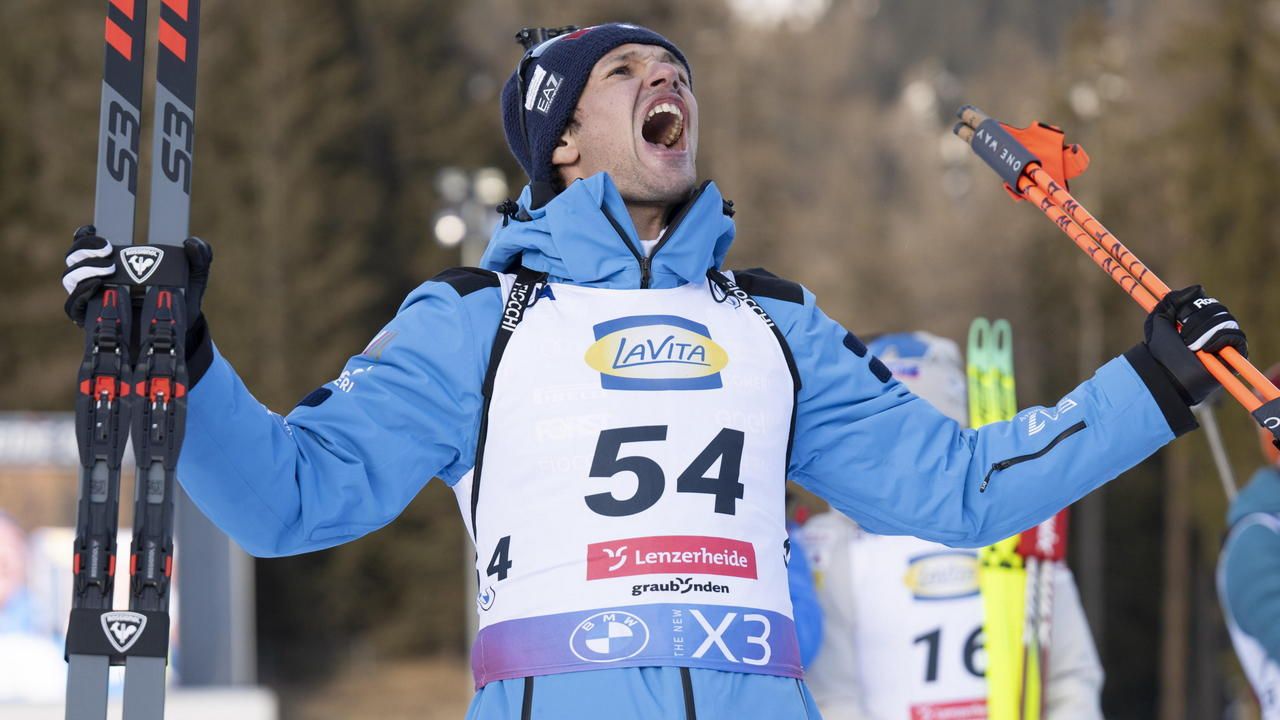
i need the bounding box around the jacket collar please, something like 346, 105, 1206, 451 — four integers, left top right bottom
480, 173, 735, 289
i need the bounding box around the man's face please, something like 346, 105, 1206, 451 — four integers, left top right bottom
555, 43, 698, 205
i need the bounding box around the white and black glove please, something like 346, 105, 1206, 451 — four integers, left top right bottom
1144, 285, 1247, 405
61, 225, 116, 326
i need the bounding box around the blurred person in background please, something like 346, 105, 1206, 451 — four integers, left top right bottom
62, 21, 1250, 720
0, 512, 66, 702
1218, 363, 1280, 720
0, 512, 35, 635
786, 491, 824, 668
797, 333, 1103, 720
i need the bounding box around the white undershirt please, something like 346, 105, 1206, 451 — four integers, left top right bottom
640, 227, 667, 257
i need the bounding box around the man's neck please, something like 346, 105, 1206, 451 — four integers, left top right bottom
626, 202, 669, 241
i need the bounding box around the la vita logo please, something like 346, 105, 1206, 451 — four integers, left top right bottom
585, 315, 728, 391
903, 551, 979, 600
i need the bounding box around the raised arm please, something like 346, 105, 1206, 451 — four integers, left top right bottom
177, 269, 502, 556
735, 269, 1196, 548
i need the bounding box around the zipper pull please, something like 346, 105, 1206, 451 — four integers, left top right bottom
979, 460, 1014, 493
639, 256, 652, 288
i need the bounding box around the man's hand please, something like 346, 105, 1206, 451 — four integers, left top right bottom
182, 234, 213, 327
1144, 285, 1248, 405
61, 225, 213, 327
61, 225, 115, 326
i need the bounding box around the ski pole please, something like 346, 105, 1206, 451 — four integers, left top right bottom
986, 165, 1252, 407
1192, 399, 1238, 500
989, 160, 1251, 406
952, 106, 1267, 394
955, 107, 1273, 403
952, 106, 1280, 442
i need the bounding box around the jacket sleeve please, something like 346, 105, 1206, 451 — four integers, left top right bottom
177, 269, 502, 557
737, 270, 1196, 548
1222, 515, 1280, 664
1044, 565, 1105, 720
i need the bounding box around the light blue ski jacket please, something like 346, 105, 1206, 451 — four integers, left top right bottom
1221, 467, 1280, 666
178, 173, 1194, 719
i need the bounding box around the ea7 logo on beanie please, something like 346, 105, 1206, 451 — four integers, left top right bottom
524, 66, 564, 115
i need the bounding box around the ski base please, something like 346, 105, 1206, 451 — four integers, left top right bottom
122, 657, 168, 720
65, 655, 110, 720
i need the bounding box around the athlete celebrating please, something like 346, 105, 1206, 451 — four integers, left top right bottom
798, 333, 1103, 720
1218, 363, 1280, 720
63, 23, 1250, 720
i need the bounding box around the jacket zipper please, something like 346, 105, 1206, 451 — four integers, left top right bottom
600, 181, 711, 289
521, 676, 534, 720
795, 679, 812, 719
680, 667, 696, 720
979, 420, 1087, 493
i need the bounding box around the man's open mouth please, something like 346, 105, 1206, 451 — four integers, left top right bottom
642, 101, 685, 149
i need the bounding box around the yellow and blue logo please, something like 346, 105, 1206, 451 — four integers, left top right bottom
903, 550, 980, 601
585, 315, 728, 391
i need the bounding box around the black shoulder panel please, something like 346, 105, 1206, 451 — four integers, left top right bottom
868, 357, 894, 383
295, 387, 333, 408
732, 268, 804, 305
430, 267, 500, 297
842, 332, 868, 358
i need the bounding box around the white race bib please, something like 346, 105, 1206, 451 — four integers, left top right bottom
455, 276, 800, 686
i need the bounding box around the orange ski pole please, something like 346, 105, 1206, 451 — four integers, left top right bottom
1018, 163, 1271, 401
952, 105, 1280, 444
954, 106, 1275, 414
954, 107, 1273, 412
951, 114, 1258, 411
1008, 170, 1252, 408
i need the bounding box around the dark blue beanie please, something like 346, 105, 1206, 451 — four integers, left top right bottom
501, 24, 690, 188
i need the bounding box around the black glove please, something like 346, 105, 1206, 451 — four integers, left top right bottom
1144, 285, 1247, 405
182, 235, 213, 326
62, 225, 213, 328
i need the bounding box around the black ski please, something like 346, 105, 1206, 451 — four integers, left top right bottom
66, 1, 201, 718
123, 0, 201, 715
66, 0, 150, 716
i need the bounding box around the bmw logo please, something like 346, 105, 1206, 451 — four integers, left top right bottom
568, 610, 650, 663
